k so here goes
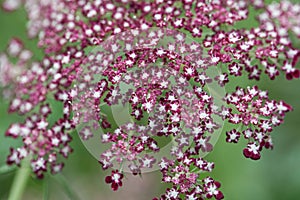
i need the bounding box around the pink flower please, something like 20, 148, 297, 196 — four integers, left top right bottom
105, 170, 124, 191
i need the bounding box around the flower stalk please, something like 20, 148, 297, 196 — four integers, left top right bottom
8, 157, 31, 200
0, 165, 16, 175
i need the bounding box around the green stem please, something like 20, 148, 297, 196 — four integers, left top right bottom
0, 165, 17, 175
170, 134, 176, 146
8, 158, 31, 200
43, 176, 49, 200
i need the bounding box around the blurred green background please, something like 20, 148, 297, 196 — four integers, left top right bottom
0, 1, 300, 200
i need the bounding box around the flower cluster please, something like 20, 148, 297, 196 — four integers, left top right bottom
0, 38, 32, 98
1, 0, 299, 199
223, 86, 292, 160
74, 29, 223, 184
155, 156, 224, 200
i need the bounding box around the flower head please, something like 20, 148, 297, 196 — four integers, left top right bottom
1, 0, 298, 199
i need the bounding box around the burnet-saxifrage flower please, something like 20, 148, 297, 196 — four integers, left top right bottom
1, 0, 299, 199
